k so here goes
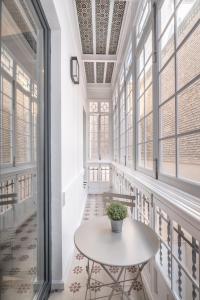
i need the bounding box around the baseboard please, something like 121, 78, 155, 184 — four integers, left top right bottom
51, 280, 64, 291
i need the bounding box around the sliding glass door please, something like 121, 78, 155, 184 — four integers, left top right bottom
0, 0, 50, 299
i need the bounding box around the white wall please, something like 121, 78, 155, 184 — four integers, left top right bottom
41, 0, 88, 290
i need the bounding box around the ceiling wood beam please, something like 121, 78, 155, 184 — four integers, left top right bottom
82, 54, 117, 62
106, 0, 114, 55
91, 0, 96, 82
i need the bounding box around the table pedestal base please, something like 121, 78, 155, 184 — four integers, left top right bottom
85, 260, 147, 300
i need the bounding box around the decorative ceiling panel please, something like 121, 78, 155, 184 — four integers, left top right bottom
84, 62, 95, 83
96, 0, 110, 54
96, 62, 105, 83
75, 0, 93, 54
105, 62, 114, 83
109, 1, 126, 55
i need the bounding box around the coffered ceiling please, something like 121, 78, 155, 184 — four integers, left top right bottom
75, 0, 127, 85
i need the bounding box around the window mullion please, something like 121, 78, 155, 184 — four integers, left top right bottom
133, 28, 137, 170
12, 61, 17, 167
174, 2, 178, 179
153, 1, 159, 179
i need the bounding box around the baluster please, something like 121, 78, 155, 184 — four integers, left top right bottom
192, 237, 197, 300
139, 192, 142, 221
147, 201, 150, 224
143, 195, 145, 223
177, 225, 182, 299
136, 189, 139, 221
159, 209, 163, 266
167, 219, 171, 280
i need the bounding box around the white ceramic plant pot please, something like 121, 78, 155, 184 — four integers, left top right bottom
111, 219, 123, 233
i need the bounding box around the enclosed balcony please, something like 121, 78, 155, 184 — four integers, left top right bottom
0, 0, 200, 300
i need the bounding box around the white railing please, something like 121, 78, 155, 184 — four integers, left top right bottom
112, 162, 200, 300
0, 166, 37, 232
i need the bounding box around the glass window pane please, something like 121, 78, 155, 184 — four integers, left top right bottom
89, 115, 99, 160
160, 0, 174, 34
160, 98, 175, 138
138, 143, 145, 167
178, 79, 200, 134
159, 18, 174, 68
138, 71, 145, 97
138, 119, 145, 144
145, 142, 153, 170
160, 58, 175, 103
160, 138, 176, 176
145, 57, 152, 88
1, 46, 13, 76
145, 113, 153, 142
177, 24, 200, 90
137, 0, 151, 43
138, 96, 144, 120
0, 0, 47, 297
100, 115, 109, 159
138, 50, 144, 75
145, 31, 152, 63
16, 90, 31, 164
90, 102, 98, 113
178, 133, 200, 183
160, 0, 174, 33
145, 84, 153, 115
0, 77, 13, 165
100, 101, 109, 113
176, 0, 200, 45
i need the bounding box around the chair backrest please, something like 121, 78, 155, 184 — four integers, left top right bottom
103, 192, 135, 216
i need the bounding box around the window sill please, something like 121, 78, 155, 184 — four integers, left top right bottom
112, 162, 200, 233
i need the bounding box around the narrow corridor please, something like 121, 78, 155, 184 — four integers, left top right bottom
49, 195, 146, 300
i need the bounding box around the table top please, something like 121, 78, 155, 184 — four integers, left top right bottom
74, 216, 159, 267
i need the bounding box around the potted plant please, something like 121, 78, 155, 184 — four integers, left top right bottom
107, 202, 128, 233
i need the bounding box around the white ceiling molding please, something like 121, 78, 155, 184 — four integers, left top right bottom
111, 0, 139, 90
82, 54, 117, 62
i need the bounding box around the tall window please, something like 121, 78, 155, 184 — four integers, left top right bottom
89, 101, 110, 160
125, 75, 134, 167
136, 0, 151, 44
119, 90, 126, 165
0, 0, 50, 297
125, 44, 132, 76
158, 0, 200, 183
113, 91, 119, 162
136, 31, 153, 171
0, 46, 38, 166
0, 75, 13, 165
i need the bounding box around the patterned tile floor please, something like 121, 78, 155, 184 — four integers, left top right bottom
0, 214, 38, 300
49, 195, 147, 300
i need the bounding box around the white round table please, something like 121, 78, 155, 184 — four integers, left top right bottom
74, 216, 159, 267
74, 216, 159, 299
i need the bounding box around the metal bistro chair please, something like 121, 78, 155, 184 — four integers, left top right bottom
103, 192, 135, 217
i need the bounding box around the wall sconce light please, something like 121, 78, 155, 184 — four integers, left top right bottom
70, 56, 79, 84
